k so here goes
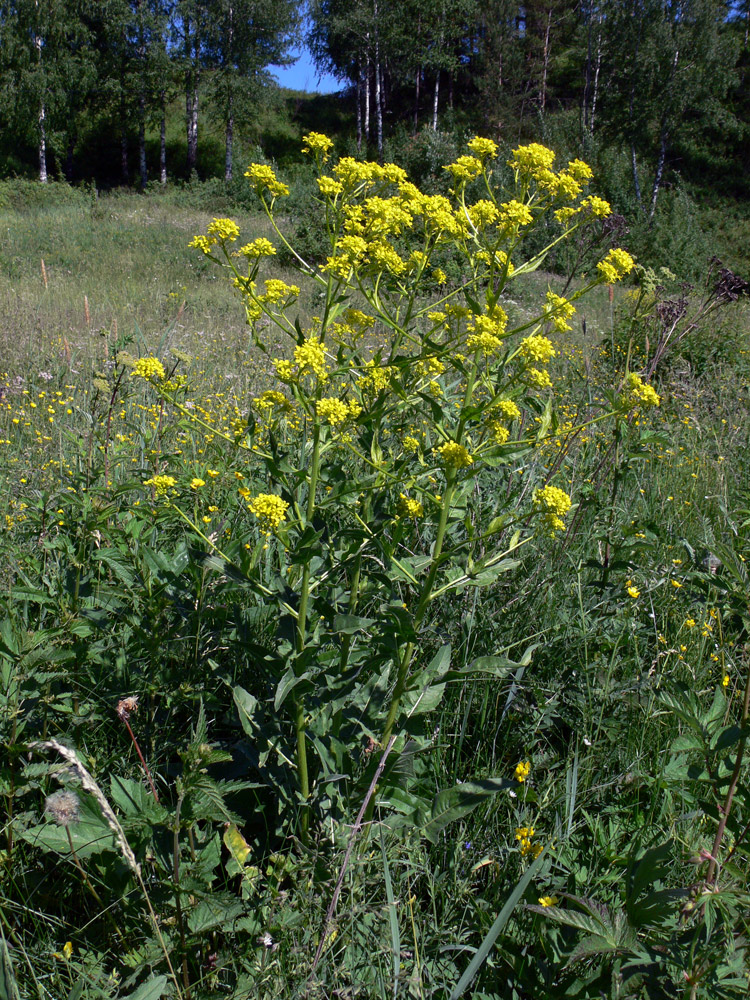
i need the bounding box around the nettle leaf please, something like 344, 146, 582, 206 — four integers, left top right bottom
121, 976, 168, 1000
422, 778, 513, 843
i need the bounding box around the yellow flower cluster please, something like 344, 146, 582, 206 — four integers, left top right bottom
397, 494, 424, 518
436, 441, 473, 468
244, 163, 290, 198
302, 131, 334, 160
509, 143, 556, 176
467, 136, 498, 160
247, 493, 289, 533
253, 390, 292, 414
358, 360, 391, 394
239, 238, 276, 259
544, 292, 576, 332
468, 199, 499, 229
515, 760, 531, 782
131, 357, 165, 381
620, 372, 660, 412
261, 279, 300, 304
144, 474, 176, 496
526, 368, 553, 390
533, 485, 572, 533
466, 307, 509, 356
520, 335, 556, 364
581, 195, 611, 217
495, 398, 521, 421
318, 176, 343, 197
515, 826, 543, 858
498, 200, 534, 228
486, 421, 510, 445
316, 397, 361, 425
444, 155, 483, 183
207, 218, 240, 242
294, 336, 328, 381
597, 248, 636, 283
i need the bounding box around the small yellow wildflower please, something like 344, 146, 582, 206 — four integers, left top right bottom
534, 485, 572, 534
619, 372, 660, 412
244, 163, 289, 198
597, 248, 635, 283
316, 397, 350, 425
723, 674, 730, 689
538, 896, 559, 908
131, 357, 165, 381
294, 336, 329, 381
302, 131, 334, 160
397, 494, 424, 519
508, 143, 556, 176
190, 478, 206, 490
525, 368, 553, 390
544, 292, 576, 332
436, 441, 473, 468
581, 195, 611, 217
685, 618, 696, 628
206, 217, 240, 242
515, 761, 531, 782
520, 334, 556, 364
627, 585, 640, 599
143, 474, 176, 496
318, 176, 343, 197
467, 136, 498, 160
239, 238, 276, 259
247, 493, 289, 533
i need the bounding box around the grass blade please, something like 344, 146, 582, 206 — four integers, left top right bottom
447, 849, 546, 1000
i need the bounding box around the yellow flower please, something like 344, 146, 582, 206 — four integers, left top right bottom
318, 176, 343, 197
294, 336, 329, 381
467, 136, 498, 160
144, 474, 176, 496
525, 368, 553, 390
432, 268, 447, 285
685, 618, 696, 628
498, 200, 534, 228
515, 761, 531, 782
316, 397, 350, 425
247, 493, 289, 533
508, 143, 555, 176
581, 195, 611, 218
723, 674, 730, 688
436, 441, 473, 468
131, 357, 165, 381
619, 372, 660, 412
244, 163, 289, 198
302, 131, 334, 160
206, 217, 240, 242
190, 478, 206, 489
239, 238, 276, 259
534, 485, 572, 534
538, 895, 559, 908
597, 248, 635, 283
397, 494, 424, 518
520, 334, 556, 364
627, 585, 640, 599
495, 398, 521, 421
262, 279, 300, 303
444, 155, 483, 183
544, 292, 576, 332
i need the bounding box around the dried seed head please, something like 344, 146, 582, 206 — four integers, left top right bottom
45, 789, 81, 827
117, 696, 139, 720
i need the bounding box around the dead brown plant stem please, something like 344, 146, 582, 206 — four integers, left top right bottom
310, 734, 397, 975
122, 716, 160, 803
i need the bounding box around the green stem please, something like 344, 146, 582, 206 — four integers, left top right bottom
293, 423, 322, 838
380, 469, 457, 750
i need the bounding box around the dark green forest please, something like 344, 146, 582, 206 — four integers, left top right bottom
1, 2, 749, 277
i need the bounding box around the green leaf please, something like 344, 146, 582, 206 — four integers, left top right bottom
423, 778, 513, 843
332, 614, 375, 634
0, 936, 20, 1000
122, 975, 168, 1000
448, 849, 546, 999
274, 666, 311, 711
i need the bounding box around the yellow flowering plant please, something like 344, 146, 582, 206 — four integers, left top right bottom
173, 134, 657, 840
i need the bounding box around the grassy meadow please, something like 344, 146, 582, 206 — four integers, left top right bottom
2, 168, 750, 1000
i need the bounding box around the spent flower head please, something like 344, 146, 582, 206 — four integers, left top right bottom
45, 789, 81, 827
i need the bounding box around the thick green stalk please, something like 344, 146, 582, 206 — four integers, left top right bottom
293, 423, 322, 837
380, 471, 457, 750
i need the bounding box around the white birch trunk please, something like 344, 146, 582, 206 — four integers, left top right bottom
432, 70, 439, 130
160, 93, 167, 185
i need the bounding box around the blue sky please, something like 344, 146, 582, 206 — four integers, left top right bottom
270, 45, 342, 94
